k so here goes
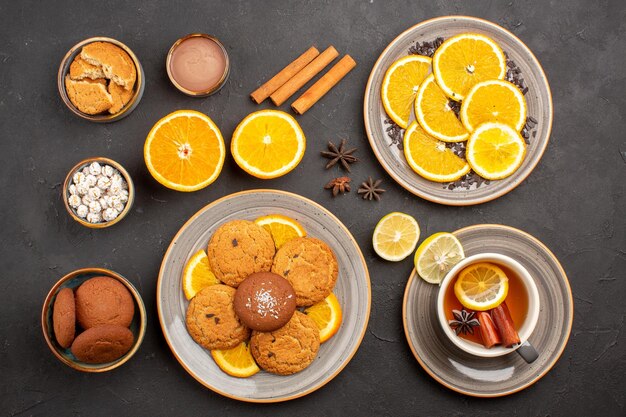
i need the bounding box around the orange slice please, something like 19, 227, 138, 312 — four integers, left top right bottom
466, 122, 526, 180
454, 262, 509, 311
433, 33, 506, 101
460, 80, 527, 132
231, 110, 306, 179
211, 341, 260, 378
144, 110, 225, 192
403, 121, 470, 182
415, 74, 468, 142
304, 293, 342, 343
254, 214, 306, 249
182, 249, 220, 300
381, 55, 432, 129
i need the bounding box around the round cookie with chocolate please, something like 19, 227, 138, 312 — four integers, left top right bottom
207, 220, 275, 287
271, 237, 338, 306
52, 287, 76, 348
186, 284, 250, 350
75, 276, 135, 329
71, 324, 134, 363
234, 272, 296, 332
250, 311, 320, 375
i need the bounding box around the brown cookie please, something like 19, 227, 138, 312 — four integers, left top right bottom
52, 287, 76, 348
250, 311, 320, 375
71, 324, 134, 363
65, 75, 113, 115
69, 56, 105, 80
186, 284, 250, 350
75, 276, 135, 329
207, 220, 275, 287
234, 272, 296, 332
271, 237, 338, 306
81, 41, 136, 90
107, 81, 133, 114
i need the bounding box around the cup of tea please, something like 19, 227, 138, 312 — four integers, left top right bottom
436, 253, 540, 363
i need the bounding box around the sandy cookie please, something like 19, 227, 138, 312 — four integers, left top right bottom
71, 324, 134, 363
234, 272, 296, 332
207, 220, 275, 287
186, 284, 250, 350
271, 237, 338, 306
250, 311, 320, 375
81, 41, 136, 90
69, 56, 105, 80
52, 287, 76, 349
107, 81, 133, 114
65, 75, 113, 115
75, 276, 135, 329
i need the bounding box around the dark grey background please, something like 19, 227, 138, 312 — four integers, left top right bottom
1, 0, 624, 416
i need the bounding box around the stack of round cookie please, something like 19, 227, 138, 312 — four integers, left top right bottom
185, 219, 339, 376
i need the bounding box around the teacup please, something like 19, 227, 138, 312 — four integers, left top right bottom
437, 253, 540, 362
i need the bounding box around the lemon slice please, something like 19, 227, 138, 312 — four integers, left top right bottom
454, 262, 509, 311
433, 33, 506, 101
381, 55, 432, 129
414, 232, 465, 284
254, 214, 306, 249
211, 341, 260, 378
144, 110, 225, 192
466, 122, 526, 180
231, 110, 306, 179
460, 80, 527, 132
373, 212, 420, 261
403, 121, 470, 182
182, 249, 220, 300
415, 74, 468, 142
303, 293, 343, 343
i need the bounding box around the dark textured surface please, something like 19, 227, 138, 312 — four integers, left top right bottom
1, 0, 624, 415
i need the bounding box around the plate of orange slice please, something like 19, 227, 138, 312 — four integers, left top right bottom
156, 190, 370, 402
364, 16, 553, 205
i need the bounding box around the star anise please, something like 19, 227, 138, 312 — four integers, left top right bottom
357, 177, 385, 201
321, 139, 359, 172
448, 309, 480, 336
324, 177, 351, 197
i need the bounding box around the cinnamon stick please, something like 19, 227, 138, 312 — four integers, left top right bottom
490, 302, 520, 347
250, 46, 320, 104
291, 55, 356, 115
270, 46, 339, 106
477, 311, 501, 348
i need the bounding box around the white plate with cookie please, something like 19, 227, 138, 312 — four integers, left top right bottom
156, 189, 371, 402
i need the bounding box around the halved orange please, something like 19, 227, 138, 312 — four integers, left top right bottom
254, 214, 306, 249
182, 249, 220, 300
304, 293, 342, 343
211, 341, 260, 378
144, 110, 225, 192
415, 74, 468, 142
466, 122, 526, 180
461, 80, 527, 132
231, 110, 306, 179
381, 55, 432, 129
403, 122, 470, 182
433, 33, 506, 101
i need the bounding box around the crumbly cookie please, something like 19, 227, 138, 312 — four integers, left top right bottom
250, 311, 320, 375
81, 41, 136, 90
107, 81, 133, 114
207, 220, 275, 287
71, 324, 134, 363
69, 56, 105, 80
186, 284, 250, 350
65, 75, 113, 115
271, 237, 338, 306
75, 276, 135, 329
52, 287, 76, 349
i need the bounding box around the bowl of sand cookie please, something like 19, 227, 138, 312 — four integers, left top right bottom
58, 37, 145, 122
